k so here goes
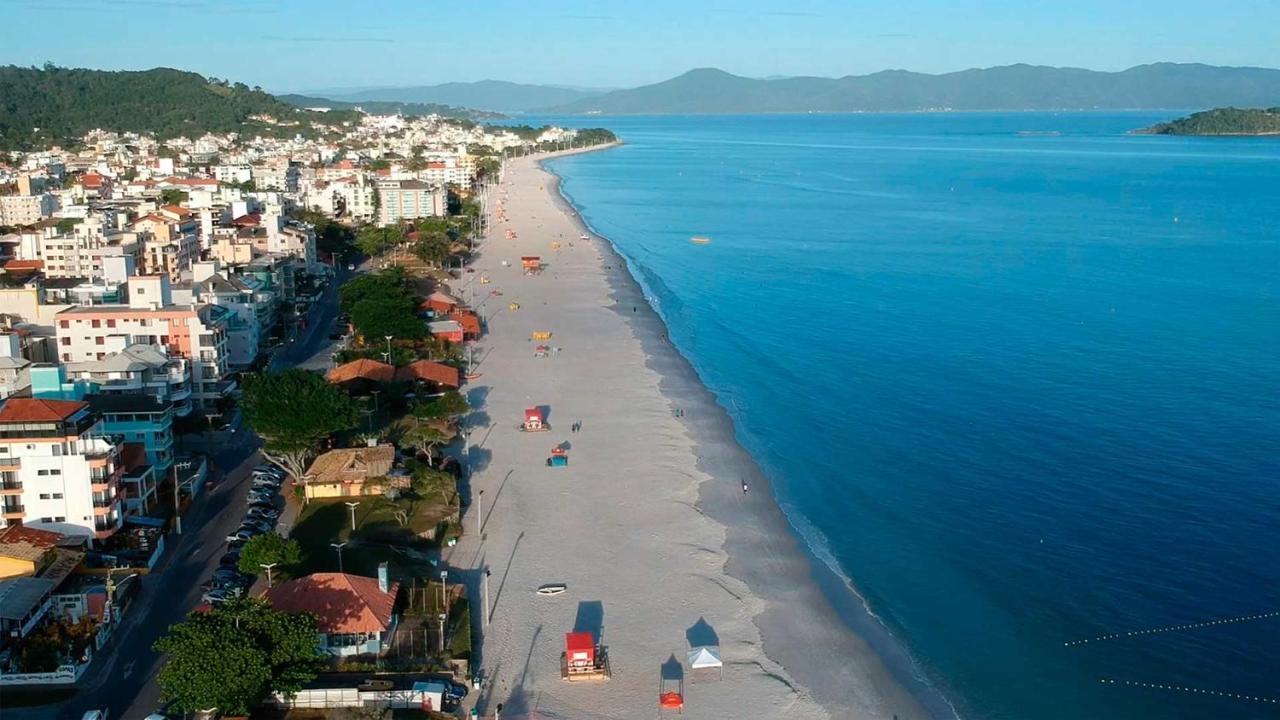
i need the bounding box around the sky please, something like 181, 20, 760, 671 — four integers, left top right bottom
0, 0, 1276, 91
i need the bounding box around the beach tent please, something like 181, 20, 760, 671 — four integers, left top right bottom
687, 646, 723, 679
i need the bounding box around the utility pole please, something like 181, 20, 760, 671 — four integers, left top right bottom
345, 501, 360, 531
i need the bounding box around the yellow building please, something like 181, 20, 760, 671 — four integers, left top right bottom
301, 445, 400, 499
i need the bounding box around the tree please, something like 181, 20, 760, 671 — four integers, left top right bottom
350, 294, 425, 340
237, 533, 302, 575
412, 390, 470, 422
154, 598, 324, 716
338, 267, 407, 312
240, 369, 359, 478
55, 218, 77, 234
160, 188, 189, 206
412, 232, 450, 266
402, 423, 451, 465
411, 465, 456, 503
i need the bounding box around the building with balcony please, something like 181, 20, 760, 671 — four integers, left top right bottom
53, 276, 234, 410
0, 398, 124, 541
64, 344, 193, 417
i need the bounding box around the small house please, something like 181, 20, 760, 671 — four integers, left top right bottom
394, 360, 461, 391
428, 320, 464, 344
421, 291, 460, 317
326, 359, 396, 396
265, 567, 400, 657
300, 445, 398, 499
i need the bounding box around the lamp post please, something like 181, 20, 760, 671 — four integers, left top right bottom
384, 335, 393, 362
437, 612, 447, 654
440, 569, 449, 616
370, 389, 381, 412
345, 501, 360, 531
331, 541, 347, 573
475, 489, 484, 537
171, 460, 193, 535
483, 568, 490, 628
261, 562, 277, 589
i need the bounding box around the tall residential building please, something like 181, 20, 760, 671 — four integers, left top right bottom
0, 397, 124, 541
376, 179, 446, 226
0, 194, 58, 226
53, 276, 235, 409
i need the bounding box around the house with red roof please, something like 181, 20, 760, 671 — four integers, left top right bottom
326, 359, 395, 395
394, 360, 460, 391
265, 567, 401, 656
421, 291, 459, 317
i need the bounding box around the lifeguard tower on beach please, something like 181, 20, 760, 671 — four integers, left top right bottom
561, 631, 610, 681
522, 256, 542, 274
522, 407, 548, 432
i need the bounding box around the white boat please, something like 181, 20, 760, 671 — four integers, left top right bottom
537, 583, 567, 596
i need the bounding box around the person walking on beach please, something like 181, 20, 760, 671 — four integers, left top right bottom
742, 480, 749, 495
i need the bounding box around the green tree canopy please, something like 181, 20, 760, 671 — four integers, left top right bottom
237, 533, 302, 575
402, 423, 452, 464
337, 267, 407, 312
160, 188, 189, 206
412, 232, 451, 266
240, 369, 359, 477
154, 598, 324, 716
413, 390, 470, 422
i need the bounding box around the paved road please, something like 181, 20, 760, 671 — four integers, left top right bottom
6, 268, 350, 719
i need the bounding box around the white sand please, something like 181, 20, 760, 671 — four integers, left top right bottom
444, 148, 934, 720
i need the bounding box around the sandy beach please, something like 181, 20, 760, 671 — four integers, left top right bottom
444, 146, 934, 720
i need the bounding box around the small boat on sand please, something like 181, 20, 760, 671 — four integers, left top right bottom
537, 584, 567, 596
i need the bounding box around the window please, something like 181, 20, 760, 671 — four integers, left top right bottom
136, 287, 146, 295
37, 469, 49, 476
39, 493, 50, 499
62, 353, 70, 362
50, 470, 61, 476
54, 516, 65, 522
107, 319, 116, 328
92, 319, 101, 328
40, 517, 53, 523
59, 320, 69, 329
61, 337, 70, 346
52, 493, 63, 499
95, 337, 104, 345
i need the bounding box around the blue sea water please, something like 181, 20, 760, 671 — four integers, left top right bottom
539, 113, 1280, 720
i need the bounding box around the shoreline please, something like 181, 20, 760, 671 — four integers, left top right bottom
534, 144, 948, 719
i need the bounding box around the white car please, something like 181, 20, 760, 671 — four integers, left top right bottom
226, 529, 255, 544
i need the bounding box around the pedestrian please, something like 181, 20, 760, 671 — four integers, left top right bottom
742, 481, 749, 495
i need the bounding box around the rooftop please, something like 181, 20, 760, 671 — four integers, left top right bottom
265, 572, 399, 634
0, 525, 65, 563
0, 397, 88, 423
304, 445, 395, 487
327, 359, 395, 385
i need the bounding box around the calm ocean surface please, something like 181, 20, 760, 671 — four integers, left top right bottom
539, 113, 1280, 720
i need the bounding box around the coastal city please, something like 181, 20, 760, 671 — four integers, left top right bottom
2, 2, 1279, 719
0, 99, 640, 719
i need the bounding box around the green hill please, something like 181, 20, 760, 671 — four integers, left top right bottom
1141, 107, 1280, 135
0, 65, 355, 149
545, 63, 1280, 114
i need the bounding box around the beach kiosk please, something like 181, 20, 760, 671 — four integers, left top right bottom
523, 407, 548, 432
561, 631, 610, 681
522, 256, 542, 274
687, 646, 723, 679
548, 444, 568, 467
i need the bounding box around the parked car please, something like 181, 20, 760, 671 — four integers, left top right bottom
226, 529, 255, 544
253, 466, 285, 480
251, 478, 281, 491
201, 588, 235, 604
246, 506, 279, 522
240, 519, 272, 534
247, 489, 276, 502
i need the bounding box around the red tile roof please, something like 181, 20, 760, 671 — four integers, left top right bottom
452, 310, 481, 337
326, 359, 395, 385
3, 259, 44, 271
80, 173, 105, 188
0, 524, 64, 552
0, 398, 87, 423
394, 360, 460, 388
231, 213, 261, 227
266, 573, 399, 634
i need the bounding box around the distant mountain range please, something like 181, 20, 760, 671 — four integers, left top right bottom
543, 63, 1280, 114
276, 94, 505, 121
311, 80, 604, 113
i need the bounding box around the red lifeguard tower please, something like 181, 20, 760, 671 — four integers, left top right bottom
521, 256, 542, 274
561, 631, 610, 681
522, 407, 547, 432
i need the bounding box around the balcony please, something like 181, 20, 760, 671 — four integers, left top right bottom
0, 477, 21, 495
1, 503, 24, 518
0, 457, 20, 468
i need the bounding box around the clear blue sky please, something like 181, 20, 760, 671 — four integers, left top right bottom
1, 0, 1275, 91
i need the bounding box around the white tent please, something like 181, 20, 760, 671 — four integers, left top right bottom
687, 646, 723, 679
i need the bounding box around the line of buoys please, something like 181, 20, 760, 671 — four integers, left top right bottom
1063, 610, 1280, 647
1100, 678, 1278, 704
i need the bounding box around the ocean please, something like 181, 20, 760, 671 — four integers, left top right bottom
537, 113, 1280, 720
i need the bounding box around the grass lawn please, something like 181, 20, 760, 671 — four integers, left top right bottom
288, 494, 457, 579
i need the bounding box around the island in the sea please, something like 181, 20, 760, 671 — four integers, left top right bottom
1141, 107, 1280, 136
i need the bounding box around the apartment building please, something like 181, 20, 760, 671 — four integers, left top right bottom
253, 160, 300, 193
0, 397, 124, 541
0, 194, 58, 227
133, 212, 199, 281
64, 343, 194, 418
53, 275, 234, 409
376, 179, 446, 226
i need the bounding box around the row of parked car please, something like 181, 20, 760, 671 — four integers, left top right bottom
199, 464, 286, 604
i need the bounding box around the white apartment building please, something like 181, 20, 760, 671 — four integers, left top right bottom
0, 397, 124, 541
0, 194, 58, 226
64, 343, 194, 418
53, 276, 235, 409
376, 179, 446, 226
213, 164, 253, 185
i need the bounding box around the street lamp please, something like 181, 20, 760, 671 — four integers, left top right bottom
384, 335, 394, 362
370, 389, 381, 412
330, 541, 347, 573
437, 612, 447, 654
261, 562, 278, 589
475, 489, 484, 536
171, 460, 194, 535
440, 569, 449, 615
345, 501, 360, 531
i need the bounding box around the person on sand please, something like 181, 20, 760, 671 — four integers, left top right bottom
742, 480, 749, 494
